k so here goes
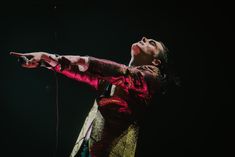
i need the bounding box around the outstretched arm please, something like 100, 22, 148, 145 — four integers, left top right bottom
10, 52, 160, 97
50, 55, 159, 98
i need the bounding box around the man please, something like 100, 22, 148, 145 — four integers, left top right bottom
10, 36, 169, 157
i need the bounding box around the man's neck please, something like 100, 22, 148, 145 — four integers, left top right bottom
128, 56, 151, 67
128, 57, 139, 67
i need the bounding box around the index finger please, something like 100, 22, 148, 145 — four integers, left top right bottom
9, 52, 33, 57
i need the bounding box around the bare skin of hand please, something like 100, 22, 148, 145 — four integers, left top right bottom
10, 52, 59, 68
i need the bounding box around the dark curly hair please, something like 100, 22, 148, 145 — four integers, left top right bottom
157, 41, 169, 76
156, 41, 180, 95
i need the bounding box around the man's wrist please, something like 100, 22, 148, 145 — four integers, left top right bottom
77, 56, 89, 72
41, 53, 60, 68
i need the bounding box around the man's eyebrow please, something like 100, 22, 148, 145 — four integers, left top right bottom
149, 39, 157, 46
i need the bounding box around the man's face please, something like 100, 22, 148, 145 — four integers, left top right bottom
131, 37, 164, 58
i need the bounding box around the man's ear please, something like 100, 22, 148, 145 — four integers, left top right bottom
152, 58, 161, 66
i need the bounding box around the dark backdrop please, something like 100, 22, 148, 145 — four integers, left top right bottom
0, 1, 233, 157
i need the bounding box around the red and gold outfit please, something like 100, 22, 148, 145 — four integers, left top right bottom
53, 56, 161, 157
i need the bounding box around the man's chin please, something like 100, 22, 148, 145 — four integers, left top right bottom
131, 44, 141, 55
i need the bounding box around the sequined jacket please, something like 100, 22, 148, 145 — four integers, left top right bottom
53, 57, 161, 157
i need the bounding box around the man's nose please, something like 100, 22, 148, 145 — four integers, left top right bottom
141, 37, 147, 42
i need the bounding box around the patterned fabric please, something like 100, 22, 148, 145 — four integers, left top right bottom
54, 57, 161, 157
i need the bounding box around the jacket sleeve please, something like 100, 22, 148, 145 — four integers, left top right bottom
52, 62, 100, 89
52, 56, 160, 98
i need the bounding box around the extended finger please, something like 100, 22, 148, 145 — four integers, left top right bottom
10, 52, 33, 57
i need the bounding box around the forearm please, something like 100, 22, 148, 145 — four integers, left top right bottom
42, 54, 87, 70
43, 53, 99, 89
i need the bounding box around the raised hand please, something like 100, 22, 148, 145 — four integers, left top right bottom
10, 52, 60, 69
10, 52, 48, 68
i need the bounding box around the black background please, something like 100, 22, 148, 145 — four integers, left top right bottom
0, 0, 233, 157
